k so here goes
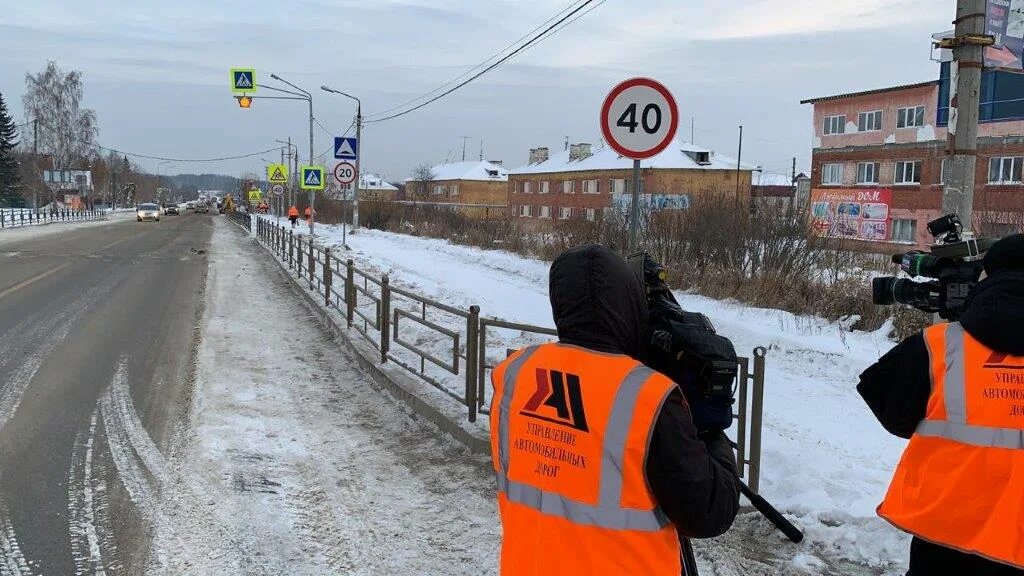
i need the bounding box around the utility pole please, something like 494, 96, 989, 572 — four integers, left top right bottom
353, 102, 362, 229
461, 136, 470, 162
479, 140, 483, 161
33, 118, 38, 210
736, 125, 744, 200
941, 0, 988, 230
691, 117, 695, 144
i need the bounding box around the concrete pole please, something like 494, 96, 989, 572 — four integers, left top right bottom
308, 97, 315, 236
353, 103, 362, 230
943, 0, 986, 230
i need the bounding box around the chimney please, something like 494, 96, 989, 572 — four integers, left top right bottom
487, 160, 504, 166
578, 143, 592, 159
569, 144, 582, 161
536, 147, 549, 163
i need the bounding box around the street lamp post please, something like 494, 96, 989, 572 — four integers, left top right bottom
321, 85, 363, 230
270, 74, 316, 236
157, 160, 175, 204
275, 138, 298, 207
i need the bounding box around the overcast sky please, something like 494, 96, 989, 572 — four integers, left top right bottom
0, 0, 952, 182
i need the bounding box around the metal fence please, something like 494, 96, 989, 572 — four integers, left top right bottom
227, 210, 251, 231
0, 208, 106, 229
253, 217, 769, 491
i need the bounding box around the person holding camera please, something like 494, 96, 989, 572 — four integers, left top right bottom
489, 244, 739, 575
859, 233, 1024, 575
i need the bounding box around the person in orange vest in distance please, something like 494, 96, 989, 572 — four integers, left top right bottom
287, 204, 299, 228
303, 205, 315, 225
489, 245, 740, 576
859, 233, 1024, 575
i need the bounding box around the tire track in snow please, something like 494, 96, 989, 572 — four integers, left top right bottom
68, 410, 109, 576
0, 496, 30, 576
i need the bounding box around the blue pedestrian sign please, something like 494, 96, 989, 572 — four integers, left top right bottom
300, 165, 325, 190
334, 137, 358, 160
231, 68, 256, 93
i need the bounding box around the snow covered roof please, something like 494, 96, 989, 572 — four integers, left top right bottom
508, 140, 756, 175
405, 160, 509, 183
753, 172, 793, 187
360, 173, 398, 191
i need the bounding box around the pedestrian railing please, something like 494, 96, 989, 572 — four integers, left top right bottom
251, 217, 768, 492
0, 208, 106, 229
227, 210, 251, 231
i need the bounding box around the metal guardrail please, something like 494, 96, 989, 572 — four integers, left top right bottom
252, 217, 768, 492
0, 208, 105, 228
227, 210, 251, 231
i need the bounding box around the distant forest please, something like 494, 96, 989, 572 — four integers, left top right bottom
168, 173, 241, 197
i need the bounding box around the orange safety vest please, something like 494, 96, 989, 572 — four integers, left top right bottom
490, 342, 683, 576
288, 206, 299, 217
878, 322, 1024, 569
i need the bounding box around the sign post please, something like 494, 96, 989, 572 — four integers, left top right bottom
600, 78, 679, 252
334, 136, 359, 230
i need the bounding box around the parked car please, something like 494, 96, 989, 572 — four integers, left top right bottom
195, 202, 210, 214
162, 203, 179, 215
137, 203, 161, 222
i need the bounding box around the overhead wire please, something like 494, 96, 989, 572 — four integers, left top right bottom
364, 0, 605, 124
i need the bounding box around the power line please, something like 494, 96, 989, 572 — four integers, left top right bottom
365, 0, 588, 121
364, 0, 605, 124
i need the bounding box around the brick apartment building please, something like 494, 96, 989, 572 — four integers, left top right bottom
802, 62, 1024, 248
508, 141, 753, 229
355, 173, 399, 201
404, 160, 509, 218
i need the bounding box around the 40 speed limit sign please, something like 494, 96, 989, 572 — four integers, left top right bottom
601, 77, 679, 159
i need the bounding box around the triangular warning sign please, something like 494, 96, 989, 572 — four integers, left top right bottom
305, 170, 321, 185
235, 72, 253, 89
336, 140, 355, 157
270, 167, 286, 181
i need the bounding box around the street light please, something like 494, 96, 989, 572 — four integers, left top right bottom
275, 138, 298, 207
321, 85, 363, 230
157, 160, 175, 204
270, 73, 317, 235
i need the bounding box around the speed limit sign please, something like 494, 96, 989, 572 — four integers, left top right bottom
334, 161, 356, 185
601, 78, 678, 159
271, 184, 285, 196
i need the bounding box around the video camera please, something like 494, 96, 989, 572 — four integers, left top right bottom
628, 252, 738, 432
872, 214, 995, 321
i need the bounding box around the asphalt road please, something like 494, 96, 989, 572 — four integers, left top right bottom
0, 212, 212, 575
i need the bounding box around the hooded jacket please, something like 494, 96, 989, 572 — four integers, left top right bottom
549, 245, 740, 538
859, 269, 1024, 575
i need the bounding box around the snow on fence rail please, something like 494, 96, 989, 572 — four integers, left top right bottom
0, 208, 105, 229
250, 217, 770, 491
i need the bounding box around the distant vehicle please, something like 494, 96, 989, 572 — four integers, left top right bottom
162, 203, 179, 215
137, 203, 161, 222
195, 202, 210, 214
186, 201, 196, 210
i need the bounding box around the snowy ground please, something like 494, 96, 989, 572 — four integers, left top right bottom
0, 210, 131, 246
274, 220, 912, 574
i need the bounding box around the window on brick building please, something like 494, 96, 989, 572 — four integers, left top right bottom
582, 180, 600, 194
585, 208, 596, 221
559, 207, 572, 220
897, 106, 926, 128
519, 205, 532, 217
432, 185, 445, 196
610, 179, 626, 194
892, 218, 917, 243
823, 115, 845, 135
822, 163, 843, 185
562, 180, 575, 194
988, 156, 1024, 184
539, 205, 552, 218
449, 184, 459, 197
522, 181, 532, 194
858, 110, 882, 132
856, 162, 880, 184
540, 181, 550, 194
894, 161, 922, 185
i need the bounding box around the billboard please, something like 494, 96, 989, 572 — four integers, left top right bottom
986, 0, 1024, 71
611, 193, 691, 211
809, 188, 892, 242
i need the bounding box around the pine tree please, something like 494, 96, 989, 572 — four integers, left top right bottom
0, 92, 23, 208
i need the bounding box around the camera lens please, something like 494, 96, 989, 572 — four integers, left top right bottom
872, 277, 938, 309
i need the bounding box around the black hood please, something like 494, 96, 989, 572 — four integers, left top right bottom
960, 269, 1024, 356
549, 245, 648, 360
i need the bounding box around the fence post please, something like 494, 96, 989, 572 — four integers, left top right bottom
297, 237, 304, 278
749, 347, 767, 494
324, 248, 333, 307
289, 231, 294, 269
308, 242, 315, 291
466, 305, 481, 422
346, 259, 355, 328
380, 274, 390, 363
477, 321, 488, 414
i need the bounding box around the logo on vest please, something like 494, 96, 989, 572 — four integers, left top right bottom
520, 368, 590, 432
984, 352, 1024, 371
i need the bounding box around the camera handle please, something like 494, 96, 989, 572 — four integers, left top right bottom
727, 439, 804, 543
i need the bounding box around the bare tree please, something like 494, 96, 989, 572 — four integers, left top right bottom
409, 164, 435, 201
22, 61, 98, 171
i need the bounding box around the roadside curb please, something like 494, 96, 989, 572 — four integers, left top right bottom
233, 220, 491, 455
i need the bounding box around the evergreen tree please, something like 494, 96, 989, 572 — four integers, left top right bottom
0, 92, 23, 208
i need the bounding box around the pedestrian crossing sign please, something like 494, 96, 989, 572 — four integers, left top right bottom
300, 166, 325, 190
248, 188, 262, 203
267, 163, 289, 184
231, 68, 256, 93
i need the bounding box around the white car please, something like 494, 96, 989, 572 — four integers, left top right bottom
137, 203, 161, 222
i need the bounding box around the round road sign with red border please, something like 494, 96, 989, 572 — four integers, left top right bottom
334, 161, 356, 185
271, 184, 285, 196
600, 77, 679, 160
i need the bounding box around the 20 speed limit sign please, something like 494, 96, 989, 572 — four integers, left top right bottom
600, 78, 679, 159
334, 161, 356, 185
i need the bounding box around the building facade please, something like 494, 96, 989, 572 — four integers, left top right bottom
404, 160, 509, 218
802, 67, 1024, 248
508, 142, 753, 229
354, 173, 399, 201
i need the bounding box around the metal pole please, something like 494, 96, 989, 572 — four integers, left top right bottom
33, 119, 38, 210
628, 158, 641, 252
943, 0, 986, 228
308, 97, 315, 236
736, 125, 743, 200
353, 102, 362, 230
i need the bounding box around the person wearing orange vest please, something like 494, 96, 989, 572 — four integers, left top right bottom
859, 233, 1024, 575
287, 205, 299, 228
490, 245, 740, 575
304, 205, 315, 225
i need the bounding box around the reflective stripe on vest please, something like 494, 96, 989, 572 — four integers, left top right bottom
918, 322, 1023, 448
496, 347, 671, 532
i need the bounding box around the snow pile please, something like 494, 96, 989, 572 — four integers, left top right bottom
283, 222, 910, 573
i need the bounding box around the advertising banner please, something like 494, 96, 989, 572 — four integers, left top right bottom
809, 188, 892, 242
986, 0, 1024, 71
611, 193, 691, 211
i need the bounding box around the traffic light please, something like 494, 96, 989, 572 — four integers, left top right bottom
236, 95, 253, 109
